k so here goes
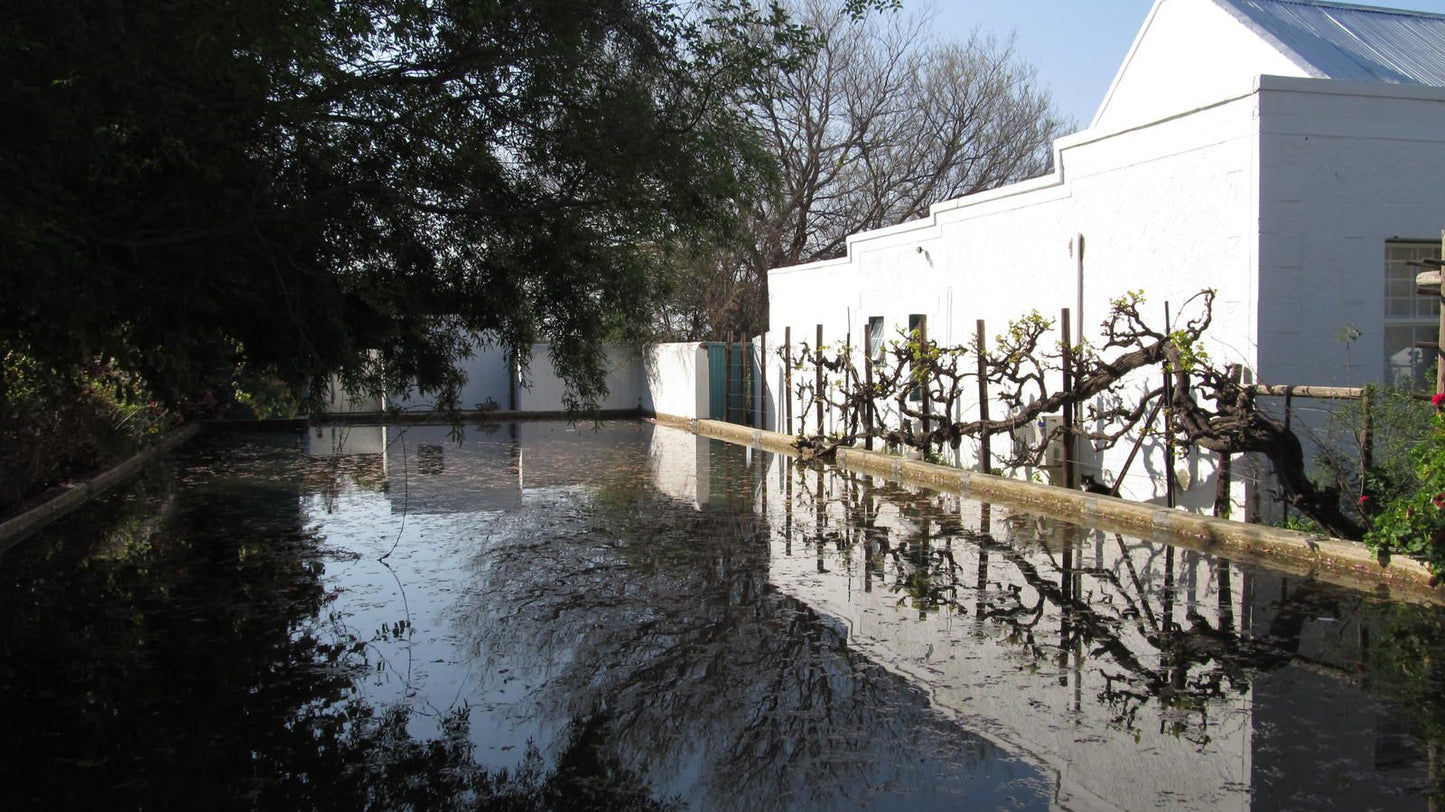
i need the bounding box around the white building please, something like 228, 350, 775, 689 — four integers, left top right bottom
764, 0, 1445, 505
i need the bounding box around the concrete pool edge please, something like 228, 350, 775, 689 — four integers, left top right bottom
655, 414, 1443, 604
0, 422, 203, 553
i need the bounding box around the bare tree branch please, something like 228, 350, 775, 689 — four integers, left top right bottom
659, 0, 1070, 340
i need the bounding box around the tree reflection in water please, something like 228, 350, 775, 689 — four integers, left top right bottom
4, 425, 1443, 811
0, 433, 683, 811
454, 482, 1049, 811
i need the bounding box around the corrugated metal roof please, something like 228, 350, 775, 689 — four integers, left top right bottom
1218, 0, 1445, 85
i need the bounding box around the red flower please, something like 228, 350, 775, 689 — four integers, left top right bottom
1434, 492, 1445, 509
1358, 495, 1370, 504
1434, 392, 1445, 408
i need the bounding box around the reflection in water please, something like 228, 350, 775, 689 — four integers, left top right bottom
0, 432, 679, 811
756, 454, 1445, 812
0, 422, 1441, 811
455, 479, 1046, 810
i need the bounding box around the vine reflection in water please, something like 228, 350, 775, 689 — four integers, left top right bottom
754, 440, 1445, 811
0, 421, 1441, 811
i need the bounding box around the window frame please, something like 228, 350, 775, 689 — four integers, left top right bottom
1384, 239, 1441, 389
865, 316, 885, 366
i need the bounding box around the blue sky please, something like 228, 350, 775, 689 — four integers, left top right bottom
930, 0, 1445, 128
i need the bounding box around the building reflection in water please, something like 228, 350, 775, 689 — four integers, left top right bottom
298, 421, 1442, 812
719, 441, 1443, 812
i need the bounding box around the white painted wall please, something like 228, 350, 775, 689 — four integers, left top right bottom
1255, 77, 1445, 387
642, 343, 709, 420
323, 375, 386, 414
768, 90, 1262, 506
387, 337, 666, 414
382, 340, 720, 422
393, 341, 513, 411
517, 344, 644, 412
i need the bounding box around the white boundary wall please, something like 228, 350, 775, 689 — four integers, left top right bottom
383, 338, 713, 419
392, 341, 513, 412
517, 344, 645, 412
766, 88, 1262, 507
642, 342, 710, 420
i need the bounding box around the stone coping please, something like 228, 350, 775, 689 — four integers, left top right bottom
655, 415, 1442, 605
308, 408, 646, 426
0, 422, 203, 554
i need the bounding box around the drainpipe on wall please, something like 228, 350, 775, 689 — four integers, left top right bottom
1074, 233, 1085, 345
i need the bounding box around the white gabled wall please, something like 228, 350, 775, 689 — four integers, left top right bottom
1091, 0, 1308, 132
764, 1, 1445, 511
767, 62, 1445, 515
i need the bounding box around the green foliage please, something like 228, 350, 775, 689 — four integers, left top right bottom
0, 338, 306, 511
2, 0, 806, 413
843, 0, 902, 17
1277, 512, 1326, 536
1316, 385, 1431, 510
1109, 290, 1146, 310
993, 311, 1053, 365
227, 361, 303, 421
1363, 408, 1445, 577
0, 347, 174, 512
1167, 330, 1210, 372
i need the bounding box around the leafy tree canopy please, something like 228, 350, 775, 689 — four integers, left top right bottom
2, 0, 875, 411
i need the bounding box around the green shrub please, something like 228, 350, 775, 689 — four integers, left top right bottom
0, 349, 171, 514
1363, 397, 1445, 580
1305, 385, 1432, 527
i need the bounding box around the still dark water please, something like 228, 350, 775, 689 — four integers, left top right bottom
1, 421, 1442, 811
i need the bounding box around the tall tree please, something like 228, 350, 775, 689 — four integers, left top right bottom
657, 0, 1070, 340
1, 0, 817, 411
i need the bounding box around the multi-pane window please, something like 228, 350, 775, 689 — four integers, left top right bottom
1385, 240, 1441, 389
866, 316, 885, 365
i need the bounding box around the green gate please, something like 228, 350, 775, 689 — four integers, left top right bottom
706, 343, 727, 420
703, 339, 758, 425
